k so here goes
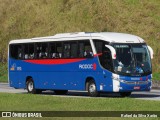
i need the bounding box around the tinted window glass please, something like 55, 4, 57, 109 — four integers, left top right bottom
49, 42, 56, 58
63, 43, 71, 58
71, 42, 78, 58
63, 42, 78, 58
78, 40, 93, 58
10, 44, 22, 59
50, 42, 62, 58
36, 43, 48, 59
94, 41, 103, 53
23, 44, 35, 59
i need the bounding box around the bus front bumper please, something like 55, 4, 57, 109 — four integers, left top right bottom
112, 78, 152, 92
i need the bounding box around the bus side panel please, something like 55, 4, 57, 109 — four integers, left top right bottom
9, 72, 19, 88
9, 57, 115, 92
34, 71, 87, 90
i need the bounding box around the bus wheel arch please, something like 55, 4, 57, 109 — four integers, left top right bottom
26, 76, 41, 94
85, 77, 99, 97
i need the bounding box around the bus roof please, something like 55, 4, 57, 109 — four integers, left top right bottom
9, 32, 145, 44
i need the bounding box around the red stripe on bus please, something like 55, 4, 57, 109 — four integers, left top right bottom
24, 58, 86, 65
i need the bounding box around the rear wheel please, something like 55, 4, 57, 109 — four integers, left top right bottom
87, 80, 100, 97
26, 79, 42, 94
120, 92, 131, 97
54, 90, 68, 95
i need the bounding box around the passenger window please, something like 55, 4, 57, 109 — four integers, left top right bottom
10, 44, 22, 59
94, 41, 103, 53
28, 44, 34, 59
63, 42, 78, 58
78, 42, 85, 58
49, 42, 62, 58
49, 43, 56, 58
56, 43, 62, 58
71, 42, 78, 58
63, 43, 71, 58
23, 44, 35, 59
78, 40, 93, 58
24, 44, 29, 59
36, 43, 48, 59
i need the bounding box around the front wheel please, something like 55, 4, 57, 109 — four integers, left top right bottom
120, 92, 131, 97
88, 80, 100, 97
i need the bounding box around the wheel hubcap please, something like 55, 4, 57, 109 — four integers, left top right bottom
28, 82, 33, 91
89, 83, 96, 93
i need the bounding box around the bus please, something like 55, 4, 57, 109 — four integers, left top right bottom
8, 32, 153, 97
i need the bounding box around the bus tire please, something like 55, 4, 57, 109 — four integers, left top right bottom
120, 92, 131, 97
87, 80, 99, 97
54, 90, 68, 95
26, 79, 41, 94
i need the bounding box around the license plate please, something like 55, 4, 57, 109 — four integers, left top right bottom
134, 86, 140, 90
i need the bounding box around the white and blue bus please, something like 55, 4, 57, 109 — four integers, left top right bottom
8, 32, 153, 97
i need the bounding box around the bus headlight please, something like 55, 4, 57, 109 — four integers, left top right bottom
112, 76, 125, 83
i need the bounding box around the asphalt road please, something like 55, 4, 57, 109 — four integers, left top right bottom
0, 83, 160, 100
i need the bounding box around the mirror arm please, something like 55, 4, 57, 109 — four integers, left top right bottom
105, 45, 116, 59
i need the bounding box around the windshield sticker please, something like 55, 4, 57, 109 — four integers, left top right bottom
114, 45, 129, 48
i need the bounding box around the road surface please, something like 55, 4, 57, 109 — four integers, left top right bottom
0, 83, 160, 100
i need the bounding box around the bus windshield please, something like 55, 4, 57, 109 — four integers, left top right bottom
112, 44, 151, 76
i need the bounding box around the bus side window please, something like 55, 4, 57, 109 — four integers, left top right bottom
93, 40, 103, 54
102, 47, 113, 71
71, 42, 78, 58
24, 44, 29, 59
62, 42, 78, 58
78, 40, 93, 58
63, 43, 70, 58
10, 44, 22, 59
84, 46, 93, 58
56, 42, 62, 58
36, 43, 48, 59
78, 42, 84, 58
28, 44, 34, 59
49, 43, 54, 58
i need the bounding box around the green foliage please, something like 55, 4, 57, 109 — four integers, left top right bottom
153, 72, 160, 80
0, 63, 7, 82
0, 0, 160, 74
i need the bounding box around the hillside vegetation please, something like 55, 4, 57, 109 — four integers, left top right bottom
0, 0, 160, 73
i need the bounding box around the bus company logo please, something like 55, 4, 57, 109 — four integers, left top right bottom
79, 63, 96, 70
10, 64, 16, 71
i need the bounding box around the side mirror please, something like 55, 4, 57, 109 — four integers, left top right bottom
147, 46, 153, 59
105, 45, 116, 59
